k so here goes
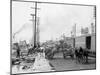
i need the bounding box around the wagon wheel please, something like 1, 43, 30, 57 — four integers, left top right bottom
70, 54, 74, 59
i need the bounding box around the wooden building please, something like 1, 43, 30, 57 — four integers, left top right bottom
75, 33, 96, 51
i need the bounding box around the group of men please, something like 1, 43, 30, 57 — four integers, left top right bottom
15, 43, 45, 58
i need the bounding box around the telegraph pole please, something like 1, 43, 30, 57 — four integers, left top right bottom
30, 2, 40, 48
34, 2, 37, 48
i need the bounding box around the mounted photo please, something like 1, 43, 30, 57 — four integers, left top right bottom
11, 0, 96, 74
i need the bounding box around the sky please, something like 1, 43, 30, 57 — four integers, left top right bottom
12, 1, 95, 43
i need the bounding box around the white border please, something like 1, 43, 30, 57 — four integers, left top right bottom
0, 0, 100, 75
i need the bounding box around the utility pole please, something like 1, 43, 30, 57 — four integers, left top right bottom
72, 23, 76, 48
30, 2, 40, 48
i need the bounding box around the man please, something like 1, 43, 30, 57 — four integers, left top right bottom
16, 44, 20, 58
75, 47, 79, 63
83, 48, 88, 64
79, 47, 84, 63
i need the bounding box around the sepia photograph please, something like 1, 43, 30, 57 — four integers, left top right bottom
11, 0, 96, 74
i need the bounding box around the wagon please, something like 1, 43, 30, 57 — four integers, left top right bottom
63, 48, 75, 59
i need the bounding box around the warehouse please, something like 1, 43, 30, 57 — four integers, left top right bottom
75, 33, 96, 51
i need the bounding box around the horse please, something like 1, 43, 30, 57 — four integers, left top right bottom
75, 47, 89, 64
82, 49, 89, 64
75, 47, 84, 64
